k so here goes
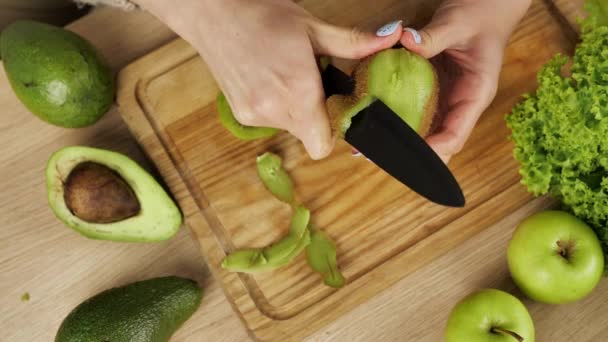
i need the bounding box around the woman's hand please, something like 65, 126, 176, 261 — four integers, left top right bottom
135, 0, 402, 159
400, 0, 531, 163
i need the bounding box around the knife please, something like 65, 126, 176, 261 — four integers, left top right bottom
321, 63, 465, 208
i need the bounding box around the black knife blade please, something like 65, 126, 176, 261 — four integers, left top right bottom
322, 64, 465, 207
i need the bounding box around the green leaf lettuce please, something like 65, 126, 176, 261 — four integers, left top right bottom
506, 3, 608, 259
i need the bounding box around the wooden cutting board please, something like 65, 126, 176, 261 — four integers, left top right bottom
116, 0, 580, 340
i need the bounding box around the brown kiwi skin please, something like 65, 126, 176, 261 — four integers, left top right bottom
418, 69, 438, 138
326, 49, 439, 138
353, 56, 373, 100
326, 95, 354, 136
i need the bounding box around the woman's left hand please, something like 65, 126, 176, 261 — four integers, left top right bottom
400, 0, 532, 163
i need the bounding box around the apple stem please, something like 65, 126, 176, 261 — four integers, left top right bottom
556, 240, 575, 261
491, 327, 524, 342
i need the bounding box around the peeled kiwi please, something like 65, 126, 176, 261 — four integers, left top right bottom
326, 48, 438, 137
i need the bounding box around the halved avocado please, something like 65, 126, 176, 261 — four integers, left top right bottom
46, 146, 182, 242
327, 48, 438, 137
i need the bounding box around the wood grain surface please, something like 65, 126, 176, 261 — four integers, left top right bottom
116, 0, 592, 340
3, 1, 607, 342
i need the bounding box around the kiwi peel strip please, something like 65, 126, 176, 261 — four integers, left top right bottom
216, 93, 279, 140
221, 152, 345, 288
221, 205, 311, 272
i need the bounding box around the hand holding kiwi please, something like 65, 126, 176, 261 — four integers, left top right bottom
395, 0, 530, 161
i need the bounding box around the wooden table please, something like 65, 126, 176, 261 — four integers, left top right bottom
1, 5, 607, 342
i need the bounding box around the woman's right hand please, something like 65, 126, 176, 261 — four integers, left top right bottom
136, 0, 402, 159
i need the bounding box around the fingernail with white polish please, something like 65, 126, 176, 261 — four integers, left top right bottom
404, 27, 422, 44
376, 20, 402, 37
352, 151, 362, 157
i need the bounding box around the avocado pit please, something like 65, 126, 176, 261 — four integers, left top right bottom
63, 162, 140, 223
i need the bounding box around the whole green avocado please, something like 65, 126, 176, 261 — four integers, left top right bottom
1, 20, 114, 128
55, 277, 203, 342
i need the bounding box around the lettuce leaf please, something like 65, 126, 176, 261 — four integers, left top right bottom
584, 0, 608, 29
506, 2, 608, 260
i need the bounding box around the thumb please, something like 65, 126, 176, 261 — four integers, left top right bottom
401, 23, 451, 59
291, 92, 336, 160
310, 19, 402, 59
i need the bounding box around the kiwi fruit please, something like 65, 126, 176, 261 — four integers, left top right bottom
326, 48, 438, 137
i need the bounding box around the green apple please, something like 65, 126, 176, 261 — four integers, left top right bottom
507, 210, 604, 304
445, 289, 534, 342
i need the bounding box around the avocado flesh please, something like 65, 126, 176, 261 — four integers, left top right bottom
55, 276, 202, 342
1, 20, 114, 128
46, 146, 182, 242
328, 48, 438, 136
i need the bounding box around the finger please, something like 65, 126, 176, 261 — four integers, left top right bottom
425, 75, 497, 158
439, 154, 452, 164
425, 95, 490, 158
425, 100, 479, 159
290, 101, 335, 160
400, 23, 453, 59
286, 75, 335, 160
309, 19, 402, 59
289, 102, 334, 160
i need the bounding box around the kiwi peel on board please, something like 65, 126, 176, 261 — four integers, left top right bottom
221, 152, 345, 287
220, 205, 311, 272
216, 92, 279, 140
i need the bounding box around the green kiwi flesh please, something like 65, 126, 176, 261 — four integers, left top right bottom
327, 48, 438, 137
